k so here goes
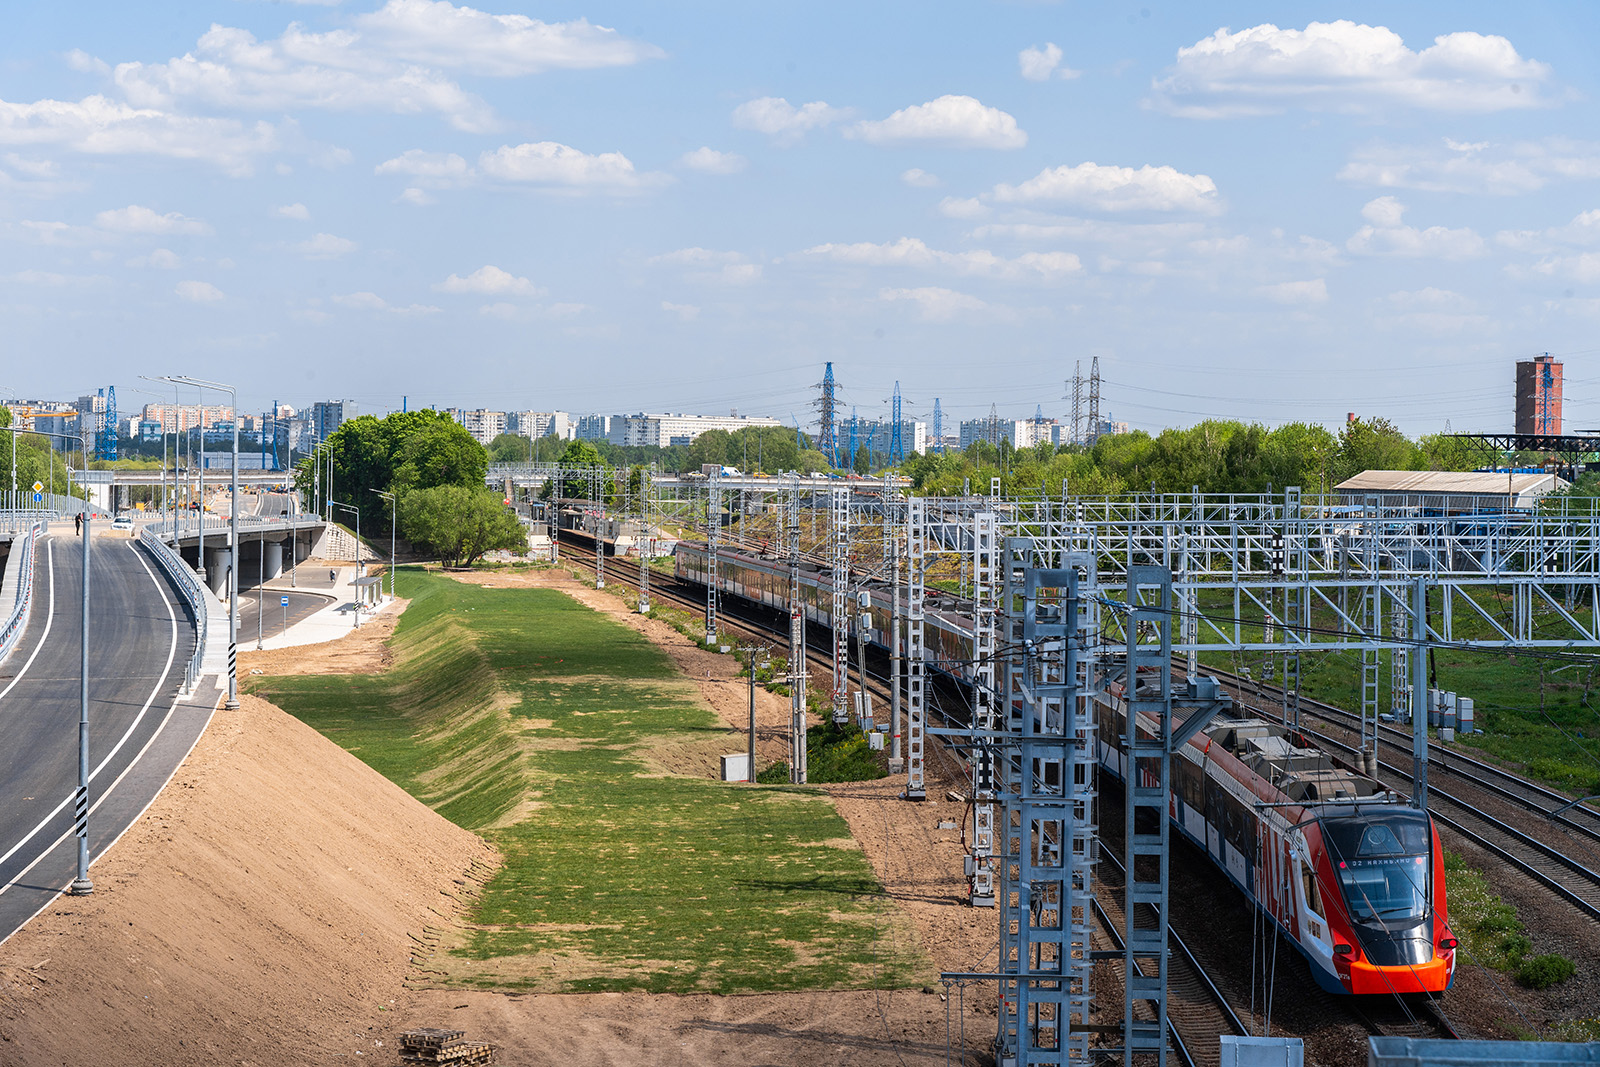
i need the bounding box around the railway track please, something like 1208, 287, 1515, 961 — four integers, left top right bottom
1198, 665, 1600, 926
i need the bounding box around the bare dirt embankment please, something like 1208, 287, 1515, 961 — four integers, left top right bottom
0, 692, 490, 1067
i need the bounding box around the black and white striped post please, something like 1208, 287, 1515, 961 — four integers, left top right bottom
70, 513, 93, 896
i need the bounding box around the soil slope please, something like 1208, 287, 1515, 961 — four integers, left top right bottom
0, 694, 490, 1067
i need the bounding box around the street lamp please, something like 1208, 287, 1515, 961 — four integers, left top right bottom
164, 375, 240, 711
330, 500, 363, 627
372, 488, 396, 602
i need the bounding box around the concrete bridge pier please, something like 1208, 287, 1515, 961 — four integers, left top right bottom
264, 540, 284, 581
204, 547, 230, 598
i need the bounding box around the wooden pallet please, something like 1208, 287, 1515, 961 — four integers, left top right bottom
400, 1028, 493, 1065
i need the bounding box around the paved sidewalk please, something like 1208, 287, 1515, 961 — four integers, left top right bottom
247, 566, 400, 650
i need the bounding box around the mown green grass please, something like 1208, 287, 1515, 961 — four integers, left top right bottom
248, 567, 928, 994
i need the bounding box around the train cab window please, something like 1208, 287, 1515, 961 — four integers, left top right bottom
1300, 861, 1324, 918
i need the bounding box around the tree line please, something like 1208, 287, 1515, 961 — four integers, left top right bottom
297, 409, 525, 566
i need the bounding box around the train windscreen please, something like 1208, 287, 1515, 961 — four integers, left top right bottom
1321, 812, 1431, 926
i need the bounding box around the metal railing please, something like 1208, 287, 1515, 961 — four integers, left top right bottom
138, 525, 208, 692
0, 521, 42, 665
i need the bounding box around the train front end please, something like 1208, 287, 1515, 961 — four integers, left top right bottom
1311, 808, 1456, 994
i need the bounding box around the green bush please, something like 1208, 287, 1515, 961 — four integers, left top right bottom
1516, 953, 1576, 990
1499, 933, 1533, 960
756, 761, 791, 784
752, 725, 888, 785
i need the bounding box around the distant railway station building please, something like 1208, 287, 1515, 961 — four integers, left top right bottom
1335, 469, 1569, 513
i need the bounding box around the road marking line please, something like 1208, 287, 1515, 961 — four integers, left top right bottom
0, 539, 55, 705
0, 541, 178, 874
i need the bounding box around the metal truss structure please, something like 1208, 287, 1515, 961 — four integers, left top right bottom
706, 472, 720, 646
904, 496, 926, 800
968, 512, 1000, 907
788, 476, 809, 784
831, 487, 851, 723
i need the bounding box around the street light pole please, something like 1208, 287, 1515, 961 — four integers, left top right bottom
331, 501, 362, 627
372, 488, 396, 602
737, 644, 767, 782
168, 375, 240, 710
70, 510, 92, 895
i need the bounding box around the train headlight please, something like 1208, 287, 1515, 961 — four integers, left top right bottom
1439, 936, 1459, 950
1333, 943, 1356, 958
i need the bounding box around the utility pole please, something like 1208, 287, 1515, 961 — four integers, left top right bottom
70, 513, 92, 896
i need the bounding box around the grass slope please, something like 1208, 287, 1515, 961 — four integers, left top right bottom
249, 568, 929, 995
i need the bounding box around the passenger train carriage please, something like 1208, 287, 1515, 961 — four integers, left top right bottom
676, 541, 1457, 994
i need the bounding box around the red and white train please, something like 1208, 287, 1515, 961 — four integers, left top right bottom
676, 541, 1457, 994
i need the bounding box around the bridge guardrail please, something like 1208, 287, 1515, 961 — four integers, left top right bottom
0, 521, 43, 666
138, 526, 207, 692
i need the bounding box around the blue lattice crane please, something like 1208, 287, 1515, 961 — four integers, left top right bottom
889, 381, 904, 464
96, 386, 117, 461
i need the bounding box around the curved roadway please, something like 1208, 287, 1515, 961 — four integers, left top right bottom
0, 529, 220, 944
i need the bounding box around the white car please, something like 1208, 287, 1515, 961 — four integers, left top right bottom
110, 515, 135, 531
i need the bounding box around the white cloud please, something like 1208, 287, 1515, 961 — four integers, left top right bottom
1256, 278, 1328, 304
478, 141, 664, 191
354, 0, 663, 75
992, 162, 1220, 213
375, 149, 473, 183
661, 300, 700, 321
436, 264, 542, 296
3, 154, 58, 179
938, 196, 988, 219
731, 97, 847, 142
649, 247, 762, 284
5, 269, 106, 287
901, 168, 940, 187
64, 49, 111, 76
679, 146, 746, 175
274, 202, 311, 220
849, 95, 1026, 150
1388, 287, 1472, 310
879, 286, 993, 321
1523, 253, 1600, 284
1339, 137, 1600, 195
175, 279, 224, 302
1497, 209, 1600, 254
95, 204, 211, 235
112, 23, 497, 134
332, 290, 442, 314
1152, 20, 1555, 117
1347, 197, 1483, 259
127, 248, 181, 269
804, 236, 1080, 280
297, 232, 356, 259
1019, 43, 1080, 82
396, 187, 434, 206
0, 93, 279, 176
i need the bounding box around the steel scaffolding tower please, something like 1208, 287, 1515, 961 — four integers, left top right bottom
831, 486, 851, 723
968, 511, 1000, 907
789, 475, 810, 783
705, 472, 720, 645
890, 381, 904, 464
904, 496, 926, 799
816, 362, 841, 468
637, 466, 653, 614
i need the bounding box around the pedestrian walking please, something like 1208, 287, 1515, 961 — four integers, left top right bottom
74, 513, 82, 536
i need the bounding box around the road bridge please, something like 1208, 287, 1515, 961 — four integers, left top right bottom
0, 525, 221, 944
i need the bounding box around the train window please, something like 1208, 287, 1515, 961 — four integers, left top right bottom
1300, 861, 1324, 918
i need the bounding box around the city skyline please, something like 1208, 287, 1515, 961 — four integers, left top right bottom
3, 3, 1599, 434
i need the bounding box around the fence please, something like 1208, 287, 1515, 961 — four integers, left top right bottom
138, 526, 208, 693
0, 521, 42, 664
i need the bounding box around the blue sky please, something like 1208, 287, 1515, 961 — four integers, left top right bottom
3, 2, 1599, 435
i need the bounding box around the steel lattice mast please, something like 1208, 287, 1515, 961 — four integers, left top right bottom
830, 486, 850, 723
815, 362, 841, 468
932, 398, 942, 454
705, 470, 720, 645
788, 474, 808, 783
889, 381, 904, 464
903, 496, 925, 799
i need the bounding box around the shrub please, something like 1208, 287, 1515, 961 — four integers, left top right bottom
1516, 954, 1576, 990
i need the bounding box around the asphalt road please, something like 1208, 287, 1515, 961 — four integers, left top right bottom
0, 530, 217, 945
235, 588, 330, 646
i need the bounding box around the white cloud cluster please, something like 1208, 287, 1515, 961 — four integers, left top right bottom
332, 290, 441, 314
297, 232, 357, 259
95, 204, 211, 235
1346, 196, 1484, 259
376, 141, 665, 192
1339, 137, 1600, 195
436, 265, 543, 296
731, 97, 847, 142
901, 168, 939, 188
992, 162, 1220, 213
1256, 278, 1328, 305
679, 146, 746, 175
174, 279, 224, 303
1497, 209, 1600, 254
354, 0, 663, 76
1152, 20, 1554, 117
879, 286, 994, 322
1019, 43, 1080, 82
649, 246, 762, 284
274, 202, 311, 220
848, 95, 1026, 150
803, 236, 1080, 280
0, 94, 279, 175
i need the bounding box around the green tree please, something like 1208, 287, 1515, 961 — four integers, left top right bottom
400, 485, 527, 566
1336, 417, 1418, 482
391, 420, 488, 495
294, 409, 485, 527
489, 433, 536, 463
